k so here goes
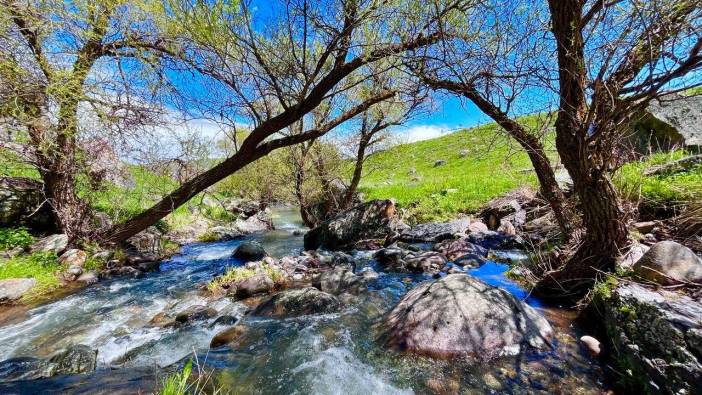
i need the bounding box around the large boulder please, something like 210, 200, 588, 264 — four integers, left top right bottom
0, 345, 97, 382
631, 93, 702, 153
479, 188, 535, 231
58, 249, 87, 267
30, 234, 68, 254
304, 199, 408, 250
0, 278, 36, 304
632, 241, 702, 285
0, 177, 54, 230
126, 226, 163, 256
379, 274, 553, 359
232, 241, 267, 262
250, 287, 340, 317
597, 282, 702, 394
399, 217, 472, 243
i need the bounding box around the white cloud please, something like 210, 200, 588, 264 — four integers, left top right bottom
396, 124, 450, 143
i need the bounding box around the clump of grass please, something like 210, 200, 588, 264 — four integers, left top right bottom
197, 231, 221, 243
0, 227, 34, 251
0, 251, 61, 300
207, 263, 284, 292
614, 150, 702, 207
158, 356, 225, 395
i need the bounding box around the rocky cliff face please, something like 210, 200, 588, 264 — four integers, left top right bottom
0, 177, 54, 230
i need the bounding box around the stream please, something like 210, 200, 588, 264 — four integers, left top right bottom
0, 208, 606, 394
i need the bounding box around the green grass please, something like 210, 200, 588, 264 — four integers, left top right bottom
159, 359, 193, 395
0, 227, 34, 251
614, 150, 702, 207
208, 263, 284, 292
0, 252, 61, 300
358, 120, 550, 223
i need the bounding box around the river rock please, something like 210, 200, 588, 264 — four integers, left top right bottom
331, 252, 357, 271
58, 249, 87, 267
468, 230, 523, 250
0, 177, 54, 230
232, 274, 275, 299
210, 324, 248, 348
0, 345, 97, 382
232, 241, 267, 262
62, 265, 83, 282
433, 238, 487, 261
304, 199, 408, 250
30, 234, 68, 254
579, 336, 601, 357
632, 240, 702, 285
597, 282, 702, 394
399, 217, 472, 243
251, 288, 340, 317
380, 274, 553, 359
374, 247, 408, 270
404, 251, 447, 274
76, 271, 99, 285
127, 226, 162, 256
234, 212, 274, 234
175, 305, 217, 323
316, 267, 365, 295
0, 278, 36, 304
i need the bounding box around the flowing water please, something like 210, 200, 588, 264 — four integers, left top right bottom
0, 208, 606, 394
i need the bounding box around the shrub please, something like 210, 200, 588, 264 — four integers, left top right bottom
0, 227, 34, 251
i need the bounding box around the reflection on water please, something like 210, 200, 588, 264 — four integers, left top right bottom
0, 207, 604, 394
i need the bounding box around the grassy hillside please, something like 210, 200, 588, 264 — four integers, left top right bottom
358, 122, 549, 224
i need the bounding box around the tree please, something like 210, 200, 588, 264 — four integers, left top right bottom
535, 0, 702, 297
0, 0, 179, 239
103, 0, 468, 243
413, 0, 702, 298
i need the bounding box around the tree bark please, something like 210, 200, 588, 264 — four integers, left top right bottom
343, 133, 370, 210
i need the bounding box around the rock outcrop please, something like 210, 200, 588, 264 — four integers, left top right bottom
598, 282, 702, 394
379, 274, 553, 359
632, 93, 702, 152
0, 177, 54, 230
30, 234, 68, 254
304, 199, 408, 250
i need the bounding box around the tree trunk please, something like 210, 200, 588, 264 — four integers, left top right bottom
343, 134, 369, 210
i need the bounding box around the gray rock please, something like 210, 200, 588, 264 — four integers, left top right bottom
30, 234, 68, 254
127, 226, 163, 256
304, 200, 408, 250
459, 149, 469, 158
0, 278, 36, 304
617, 242, 650, 271
76, 271, 99, 285
580, 336, 601, 357
433, 238, 488, 261
232, 241, 267, 262
599, 282, 702, 394
331, 252, 357, 271
359, 267, 379, 281
633, 93, 702, 152
234, 213, 274, 234
208, 226, 242, 241
317, 267, 365, 295
434, 160, 446, 167
233, 274, 274, 299
251, 287, 340, 317
63, 265, 83, 282
210, 324, 247, 348
399, 217, 472, 243
404, 251, 447, 274
59, 249, 87, 267
374, 247, 409, 271
468, 230, 523, 250
632, 241, 702, 285
380, 274, 553, 359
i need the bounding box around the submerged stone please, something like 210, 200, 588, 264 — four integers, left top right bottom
251, 287, 340, 318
